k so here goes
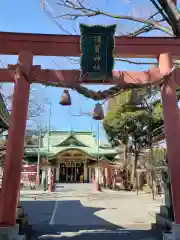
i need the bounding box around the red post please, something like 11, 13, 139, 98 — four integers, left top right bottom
92, 174, 95, 184
159, 53, 180, 224
49, 171, 53, 192
96, 181, 101, 192
0, 51, 32, 226
106, 167, 111, 187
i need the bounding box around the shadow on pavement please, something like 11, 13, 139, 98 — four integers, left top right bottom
20, 200, 162, 240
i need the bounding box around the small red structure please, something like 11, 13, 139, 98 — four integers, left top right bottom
92, 174, 95, 184
0, 4, 180, 226
21, 164, 37, 188
95, 181, 101, 192
49, 171, 54, 192
49, 177, 53, 192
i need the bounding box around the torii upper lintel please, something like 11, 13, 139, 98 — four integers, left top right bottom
0, 31, 180, 58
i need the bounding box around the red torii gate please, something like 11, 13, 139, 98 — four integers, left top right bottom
0, 31, 179, 229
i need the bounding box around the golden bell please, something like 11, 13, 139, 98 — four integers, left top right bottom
59, 90, 71, 106
92, 103, 104, 120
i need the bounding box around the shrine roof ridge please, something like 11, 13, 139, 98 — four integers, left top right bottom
47, 130, 94, 135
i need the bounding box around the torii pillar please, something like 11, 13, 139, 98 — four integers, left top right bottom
0, 51, 32, 227
159, 53, 180, 238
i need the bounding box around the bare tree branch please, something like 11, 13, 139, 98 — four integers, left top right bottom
51, 0, 173, 35
0, 86, 45, 121
41, 0, 180, 38
64, 56, 158, 65
123, 11, 166, 36
150, 0, 172, 25
116, 59, 157, 65
64, 55, 180, 66
157, 0, 180, 35
43, 1, 74, 35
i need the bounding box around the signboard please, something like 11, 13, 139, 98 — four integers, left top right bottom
80, 24, 116, 79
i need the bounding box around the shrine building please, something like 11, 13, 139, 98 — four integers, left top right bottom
24, 130, 118, 183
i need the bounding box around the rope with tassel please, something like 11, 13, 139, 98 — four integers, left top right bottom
32, 68, 174, 101
14, 64, 175, 120
15, 63, 174, 101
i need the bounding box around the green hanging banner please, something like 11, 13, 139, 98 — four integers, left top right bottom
80, 24, 116, 80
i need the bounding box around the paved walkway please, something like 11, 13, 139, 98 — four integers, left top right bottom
20, 183, 163, 239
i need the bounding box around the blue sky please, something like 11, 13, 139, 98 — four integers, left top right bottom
0, 0, 167, 142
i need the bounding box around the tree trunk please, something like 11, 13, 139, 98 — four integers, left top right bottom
131, 151, 139, 191
123, 144, 129, 190
124, 144, 128, 166
151, 169, 155, 200
136, 169, 139, 195
149, 142, 155, 200
135, 152, 139, 193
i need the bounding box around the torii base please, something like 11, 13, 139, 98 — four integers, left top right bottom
163, 223, 180, 240
0, 225, 25, 240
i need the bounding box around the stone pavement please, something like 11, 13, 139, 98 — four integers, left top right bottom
20, 183, 163, 239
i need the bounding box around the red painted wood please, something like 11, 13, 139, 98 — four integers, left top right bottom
30, 67, 168, 85
0, 66, 176, 85
0, 51, 32, 226
0, 31, 180, 57
159, 53, 180, 224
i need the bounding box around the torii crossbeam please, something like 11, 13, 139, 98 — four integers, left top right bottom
0, 64, 179, 85
0, 32, 180, 237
